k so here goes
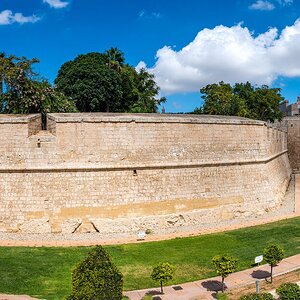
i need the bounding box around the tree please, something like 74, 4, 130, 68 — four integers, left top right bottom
212, 254, 238, 293
68, 245, 123, 300
0, 53, 77, 116
105, 47, 125, 71
55, 49, 165, 113
263, 244, 284, 283
151, 262, 175, 294
197, 81, 284, 122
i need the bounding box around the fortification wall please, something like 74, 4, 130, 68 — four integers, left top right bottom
280, 117, 300, 172
0, 113, 291, 234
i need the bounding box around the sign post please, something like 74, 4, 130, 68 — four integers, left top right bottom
256, 280, 260, 294
254, 255, 263, 266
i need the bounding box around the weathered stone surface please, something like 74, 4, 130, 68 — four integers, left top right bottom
61, 218, 82, 234
19, 218, 51, 233
75, 220, 97, 233
0, 113, 292, 235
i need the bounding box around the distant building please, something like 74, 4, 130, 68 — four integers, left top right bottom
280, 97, 300, 116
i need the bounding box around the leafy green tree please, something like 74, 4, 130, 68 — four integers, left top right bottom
263, 244, 284, 283
197, 81, 283, 122
212, 254, 238, 293
67, 245, 123, 300
151, 262, 175, 294
55, 49, 165, 113
0, 53, 76, 116
276, 282, 300, 299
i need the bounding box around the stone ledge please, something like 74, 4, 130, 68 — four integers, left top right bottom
0, 114, 40, 124
0, 150, 288, 173
48, 113, 266, 125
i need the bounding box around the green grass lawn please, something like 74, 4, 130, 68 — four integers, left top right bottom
0, 217, 300, 299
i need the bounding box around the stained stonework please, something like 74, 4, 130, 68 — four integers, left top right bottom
0, 113, 292, 234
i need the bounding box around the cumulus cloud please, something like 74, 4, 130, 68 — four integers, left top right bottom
138, 19, 300, 95
0, 10, 40, 25
249, 0, 275, 11
43, 0, 69, 9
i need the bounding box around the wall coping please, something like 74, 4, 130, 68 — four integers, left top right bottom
48, 113, 266, 126
0, 114, 40, 124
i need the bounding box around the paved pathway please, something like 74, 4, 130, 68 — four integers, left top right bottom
0, 295, 38, 300
124, 253, 300, 300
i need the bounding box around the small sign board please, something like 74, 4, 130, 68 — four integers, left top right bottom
255, 255, 263, 264
137, 231, 146, 240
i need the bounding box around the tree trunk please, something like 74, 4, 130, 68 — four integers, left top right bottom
160, 281, 163, 294
106, 101, 110, 112
270, 265, 273, 283
222, 276, 225, 293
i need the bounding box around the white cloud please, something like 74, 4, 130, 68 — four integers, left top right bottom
277, 0, 293, 5
135, 61, 147, 72
249, 0, 275, 11
43, 0, 69, 9
138, 10, 161, 19
0, 10, 40, 25
138, 19, 300, 95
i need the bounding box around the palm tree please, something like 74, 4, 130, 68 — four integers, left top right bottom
104, 47, 125, 71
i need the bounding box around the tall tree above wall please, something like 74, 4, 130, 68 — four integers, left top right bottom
193, 81, 284, 122
55, 48, 166, 113
0, 53, 77, 115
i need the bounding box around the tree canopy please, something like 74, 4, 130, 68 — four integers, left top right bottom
151, 262, 175, 294
0, 54, 77, 115
55, 48, 166, 113
194, 81, 283, 122
263, 244, 284, 283
68, 245, 123, 300
212, 254, 238, 293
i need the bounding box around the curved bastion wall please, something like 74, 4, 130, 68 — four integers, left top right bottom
0, 113, 291, 234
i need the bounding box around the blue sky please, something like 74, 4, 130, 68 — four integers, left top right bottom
1, 0, 300, 112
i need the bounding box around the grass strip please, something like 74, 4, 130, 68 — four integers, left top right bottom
0, 217, 299, 299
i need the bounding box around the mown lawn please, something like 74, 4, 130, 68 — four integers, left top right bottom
0, 217, 300, 299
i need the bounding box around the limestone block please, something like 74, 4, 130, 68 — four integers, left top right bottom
61, 218, 82, 234
75, 220, 97, 233
220, 209, 234, 221
20, 218, 51, 233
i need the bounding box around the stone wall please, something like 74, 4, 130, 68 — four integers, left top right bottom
0, 113, 292, 234
281, 117, 300, 172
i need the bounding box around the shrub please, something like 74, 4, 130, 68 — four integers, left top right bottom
151, 262, 175, 294
276, 282, 300, 299
263, 244, 284, 283
239, 293, 274, 300
212, 254, 238, 292
216, 293, 229, 299
67, 245, 123, 300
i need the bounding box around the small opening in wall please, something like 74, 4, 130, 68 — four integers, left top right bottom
291, 124, 294, 127
133, 169, 137, 176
